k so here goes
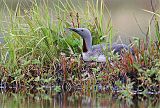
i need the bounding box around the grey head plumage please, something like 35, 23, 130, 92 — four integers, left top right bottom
69, 28, 92, 52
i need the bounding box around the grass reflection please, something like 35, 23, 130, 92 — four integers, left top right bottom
0, 91, 159, 108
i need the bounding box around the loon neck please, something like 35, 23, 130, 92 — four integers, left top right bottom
82, 36, 92, 52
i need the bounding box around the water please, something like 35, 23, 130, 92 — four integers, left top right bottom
0, 91, 159, 108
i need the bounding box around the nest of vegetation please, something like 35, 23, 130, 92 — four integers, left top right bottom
0, 41, 159, 96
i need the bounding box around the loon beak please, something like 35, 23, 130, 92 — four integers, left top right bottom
68, 28, 79, 33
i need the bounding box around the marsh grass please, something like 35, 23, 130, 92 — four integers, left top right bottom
1, 0, 112, 65
0, 0, 159, 100
0, 0, 111, 88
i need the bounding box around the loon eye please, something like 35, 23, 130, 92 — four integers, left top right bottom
81, 29, 84, 32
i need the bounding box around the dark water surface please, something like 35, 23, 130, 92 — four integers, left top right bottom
0, 91, 159, 108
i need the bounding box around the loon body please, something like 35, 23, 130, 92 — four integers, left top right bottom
69, 28, 133, 62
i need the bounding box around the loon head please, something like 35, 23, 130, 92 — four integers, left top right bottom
69, 28, 91, 39
69, 28, 92, 52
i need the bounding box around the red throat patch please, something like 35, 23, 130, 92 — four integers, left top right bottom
83, 39, 88, 52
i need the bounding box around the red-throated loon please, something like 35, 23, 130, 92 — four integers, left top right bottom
69, 28, 134, 62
